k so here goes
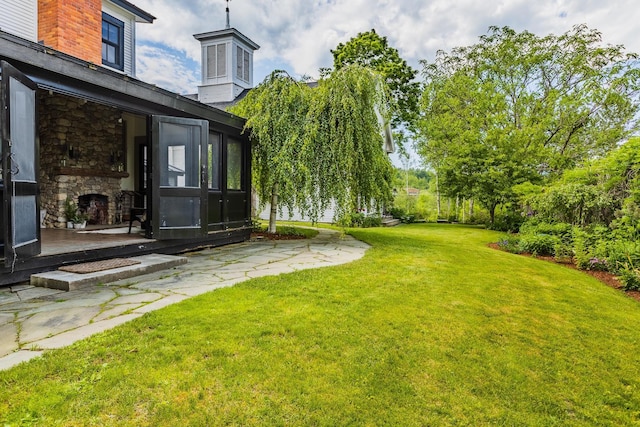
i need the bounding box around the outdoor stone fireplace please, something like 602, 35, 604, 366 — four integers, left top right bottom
78, 194, 109, 225
37, 92, 128, 228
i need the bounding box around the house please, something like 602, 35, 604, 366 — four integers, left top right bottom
0, 0, 253, 285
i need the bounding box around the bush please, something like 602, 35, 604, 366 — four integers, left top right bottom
497, 235, 522, 254
571, 226, 612, 270
388, 207, 405, 219
518, 233, 560, 256
520, 222, 573, 241
619, 265, 640, 291
337, 213, 382, 228
553, 241, 573, 263
362, 215, 382, 228
606, 240, 640, 272
488, 211, 525, 233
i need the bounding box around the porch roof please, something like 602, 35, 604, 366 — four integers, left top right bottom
0, 30, 246, 132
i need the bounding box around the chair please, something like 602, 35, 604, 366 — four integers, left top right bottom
128, 207, 147, 233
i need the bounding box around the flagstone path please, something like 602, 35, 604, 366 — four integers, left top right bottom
0, 229, 369, 370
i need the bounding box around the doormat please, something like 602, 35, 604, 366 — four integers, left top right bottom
59, 258, 141, 274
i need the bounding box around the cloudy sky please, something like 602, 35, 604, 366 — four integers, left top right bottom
131, 0, 640, 96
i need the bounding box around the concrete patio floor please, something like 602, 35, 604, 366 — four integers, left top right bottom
0, 228, 369, 371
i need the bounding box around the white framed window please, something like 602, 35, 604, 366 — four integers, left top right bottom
207, 44, 227, 78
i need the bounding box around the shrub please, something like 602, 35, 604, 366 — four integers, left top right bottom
553, 241, 573, 263
619, 265, 640, 291
388, 207, 405, 220
497, 235, 522, 254
362, 215, 382, 228
520, 222, 573, 241
488, 211, 525, 233
518, 233, 560, 256
607, 240, 640, 273
337, 212, 382, 228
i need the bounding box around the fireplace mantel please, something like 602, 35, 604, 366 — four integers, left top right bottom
54, 167, 129, 179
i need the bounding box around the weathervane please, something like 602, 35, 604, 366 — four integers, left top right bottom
226, 0, 231, 29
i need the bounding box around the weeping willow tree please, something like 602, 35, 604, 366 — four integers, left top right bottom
230, 71, 311, 233
231, 65, 393, 231
303, 65, 394, 223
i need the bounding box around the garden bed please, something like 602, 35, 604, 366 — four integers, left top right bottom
489, 242, 640, 302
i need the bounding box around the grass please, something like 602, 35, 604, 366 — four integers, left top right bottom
2, 224, 640, 425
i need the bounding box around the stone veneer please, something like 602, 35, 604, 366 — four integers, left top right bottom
38, 92, 126, 228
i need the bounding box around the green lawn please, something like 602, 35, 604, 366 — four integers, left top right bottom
2, 224, 640, 426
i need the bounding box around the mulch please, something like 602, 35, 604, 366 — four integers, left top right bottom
250, 232, 306, 241
59, 258, 141, 274
488, 243, 640, 302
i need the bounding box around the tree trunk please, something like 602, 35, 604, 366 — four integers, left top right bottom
489, 203, 496, 224
268, 183, 278, 234
455, 195, 459, 222
469, 198, 474, 218
462, 198, 466, 223
435, 171, 441, 218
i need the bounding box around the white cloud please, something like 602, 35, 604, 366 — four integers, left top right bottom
132, 0, 640, 94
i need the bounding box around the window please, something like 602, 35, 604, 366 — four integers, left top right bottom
226, 139, 243, 190
102, 13, 124, 71
208, 133, 221, 190
236, 46, 250, 82
207, 44, 227, 78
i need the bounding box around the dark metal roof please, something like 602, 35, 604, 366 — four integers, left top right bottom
108, 0, 155, 23
0, 30, 245, 131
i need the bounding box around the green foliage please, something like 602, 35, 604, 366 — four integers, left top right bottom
618, 265, 640, 291
417, 25, 640, 224
337, 213, 382, 228
63, 197, 78, 222
303, 65, 394, 222
519, 222, 573, 240
486, 209, 525, 232
528, 181, 615, 226
496, 235, 523, 254
230, 70, 311, 231
517, 233, 560, 256
332, 29, 420, 130
388, 206, 405, 219
231, 67, 394, 228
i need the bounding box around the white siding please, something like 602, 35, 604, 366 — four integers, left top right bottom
102, 1, 135, 76
0, 0, 37, 41
198, 82, 235, 104
258, 204, 337, 224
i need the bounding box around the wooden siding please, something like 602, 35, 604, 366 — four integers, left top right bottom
102, 0, 135, 76
1, 0, 38, 42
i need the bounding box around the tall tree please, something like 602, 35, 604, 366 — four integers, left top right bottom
231, 65, 393, 229
303, 65, 394, 222
229, 71, 311, 233
332, 29, 420, 130
417, 25, 640, 223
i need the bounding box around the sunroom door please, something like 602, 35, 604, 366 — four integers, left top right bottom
1, 61, 40, 266
151, 115, 208, 239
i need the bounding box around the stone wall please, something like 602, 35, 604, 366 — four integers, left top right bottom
38, 92, 126, 228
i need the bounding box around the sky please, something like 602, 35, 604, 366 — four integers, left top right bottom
131, 0, 640, 165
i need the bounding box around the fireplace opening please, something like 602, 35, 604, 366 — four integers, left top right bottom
78, 194, 108, 225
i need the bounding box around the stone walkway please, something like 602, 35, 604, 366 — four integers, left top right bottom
0, 229, 369, 371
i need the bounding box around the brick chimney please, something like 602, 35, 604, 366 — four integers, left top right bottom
38, 0, 102, 64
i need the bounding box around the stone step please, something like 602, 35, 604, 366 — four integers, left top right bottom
30, 254, 188, 291
382, 218, 401, 227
